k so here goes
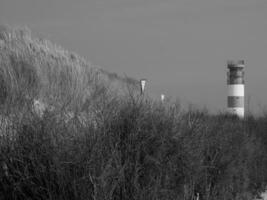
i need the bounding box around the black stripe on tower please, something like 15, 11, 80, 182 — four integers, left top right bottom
228, 78, 244, 84
227, 71, 245, 84
227, 96, 244, 108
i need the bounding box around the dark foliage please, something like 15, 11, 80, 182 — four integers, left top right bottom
1, 97, 267, 200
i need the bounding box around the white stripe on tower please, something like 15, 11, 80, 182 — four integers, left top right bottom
227, 60, 245, 118
227, 85, 244, 97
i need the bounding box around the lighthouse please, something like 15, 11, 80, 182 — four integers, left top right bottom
227, 60, 245, 118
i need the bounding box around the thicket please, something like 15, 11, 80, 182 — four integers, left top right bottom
1, 25, 267, 200
1, 96, 267, 200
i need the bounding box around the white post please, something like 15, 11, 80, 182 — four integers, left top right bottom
140, 79, 147, 95
161, 94, 165, 102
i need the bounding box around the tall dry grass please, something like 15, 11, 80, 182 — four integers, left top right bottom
0, 25, 139, 115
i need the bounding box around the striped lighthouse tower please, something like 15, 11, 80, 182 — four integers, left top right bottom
227, 60, 245, 118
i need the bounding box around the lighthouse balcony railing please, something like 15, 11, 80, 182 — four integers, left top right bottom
228, 70, 244, 77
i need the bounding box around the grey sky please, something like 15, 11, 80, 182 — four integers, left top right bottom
1, 0, 267, 113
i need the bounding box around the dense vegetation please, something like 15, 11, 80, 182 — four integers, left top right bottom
0, 25, 138, 113
1, 26, 267, 200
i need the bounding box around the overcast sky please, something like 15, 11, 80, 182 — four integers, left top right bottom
1, 0, 267, 113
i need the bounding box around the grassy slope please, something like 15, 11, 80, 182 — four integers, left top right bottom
0, 25, 139, 113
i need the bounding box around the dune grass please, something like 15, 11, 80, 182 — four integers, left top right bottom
0, 25, 139, 114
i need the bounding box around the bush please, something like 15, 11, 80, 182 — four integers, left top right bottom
1, 96, 267, 200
